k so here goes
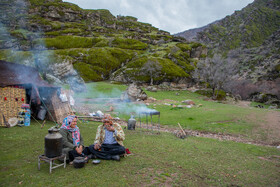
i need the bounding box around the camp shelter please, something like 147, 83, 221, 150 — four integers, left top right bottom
0, 60, 71, 126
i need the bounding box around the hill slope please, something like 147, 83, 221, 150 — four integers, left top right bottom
175, 0, 280, 100
0, 0, 206, 89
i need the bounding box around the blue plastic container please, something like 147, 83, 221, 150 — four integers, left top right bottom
24, 109, 31, 126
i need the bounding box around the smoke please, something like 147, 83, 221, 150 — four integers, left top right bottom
1, 0, 86, 92
73, 83, 157, 116
116, 102, 157, 115
0, 0, 49, 66
2, 0, 156, 116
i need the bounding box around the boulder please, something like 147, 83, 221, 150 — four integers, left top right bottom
45, 73, 63, 86
121, 83, 147, 102
146, 86, 157, 92
46, 61, 86, 92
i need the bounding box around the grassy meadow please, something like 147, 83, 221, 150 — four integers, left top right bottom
0, 82, 279, 186
75, 82, 279, 144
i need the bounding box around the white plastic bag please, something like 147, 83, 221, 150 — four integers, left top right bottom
96, 110, 104, 117
59, 94, 68, 102
69, 95, 75, 106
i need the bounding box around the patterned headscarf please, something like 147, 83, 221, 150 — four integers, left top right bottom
102, 114, 113, 125
60, 115, 80, 146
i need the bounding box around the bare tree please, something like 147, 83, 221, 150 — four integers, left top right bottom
194, 54, 238, 99
141, 60, 162, 85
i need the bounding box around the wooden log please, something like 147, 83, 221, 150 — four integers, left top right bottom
178, 123, 187, 136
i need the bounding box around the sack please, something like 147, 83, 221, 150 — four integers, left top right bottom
37, 106, 47, 120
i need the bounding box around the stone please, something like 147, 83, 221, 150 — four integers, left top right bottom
45, 74, 63, 86
146, 86, 157, 92
145, 97, 157, 103
121, 83, 147, 102
182, 100, 195, 105
268, 105, 278, 110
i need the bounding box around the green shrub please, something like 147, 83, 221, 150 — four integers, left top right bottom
0, 50, 34, 65
45, 28, 83, 36
112, 38, 148, 50
157, 57, 189, 78
58, 48, 134, 81
73, 62, 102, 82
190, 42, 203, 48
166, 49, 196, 73
34, 36, 94, 49
195, 90, 212, 97
117, 16, 138, 22
176, 43, 192, 52
195, 89, 226, 100
123, 56, 189, 83
9, 29, 31, 40
109, 48, 135, 63
92, 37, 109, 47
29, 0, 82, 11
116, 20, 153, 33
215, 90, 227, 100
275, 64, 280, 72
93, 9, 116, 25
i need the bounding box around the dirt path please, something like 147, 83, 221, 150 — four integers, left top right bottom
260, 110, 280, 145
110, 119, 278, 147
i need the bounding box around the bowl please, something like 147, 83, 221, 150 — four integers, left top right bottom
73, 157, 85, 168
8, 117, 18, 127
92, 159, 101, 164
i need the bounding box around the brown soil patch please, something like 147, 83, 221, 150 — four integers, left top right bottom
134, 123, 278, 147
235, 101, 251, 107
245, 110, 280, 145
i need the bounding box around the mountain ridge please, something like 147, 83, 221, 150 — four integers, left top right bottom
175, 0, 280, 101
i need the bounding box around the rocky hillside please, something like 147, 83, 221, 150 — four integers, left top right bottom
175, 0, 280, 101
0, 0, 206, 90
176, 0, 280, 51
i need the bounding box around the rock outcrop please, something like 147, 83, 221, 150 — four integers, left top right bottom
121, 83, 148, 102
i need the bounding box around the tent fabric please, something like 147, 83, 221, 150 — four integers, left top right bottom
0, 60, 56, 88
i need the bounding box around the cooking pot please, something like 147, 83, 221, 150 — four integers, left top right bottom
73, 157, 86, 168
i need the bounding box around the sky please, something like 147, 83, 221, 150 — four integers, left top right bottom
63, 0, 254, 34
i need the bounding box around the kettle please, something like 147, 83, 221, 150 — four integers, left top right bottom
127, 115, 136, 130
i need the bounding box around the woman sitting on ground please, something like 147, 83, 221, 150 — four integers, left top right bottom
59, 115, 89, 163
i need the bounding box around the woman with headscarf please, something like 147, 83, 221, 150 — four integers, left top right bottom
59, 115, 89, 163
88, 114, 126, 161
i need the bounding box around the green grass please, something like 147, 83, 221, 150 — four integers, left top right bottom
74, 82, 127, 99
1, 82, 280, 186
36, 36, 94, 49
142, 89, 268, 137
70, 82, 279, 144
0, 121, 279, 186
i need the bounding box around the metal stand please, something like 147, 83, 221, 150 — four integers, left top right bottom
38, 154, 66, 173
139, 112, 160, 132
